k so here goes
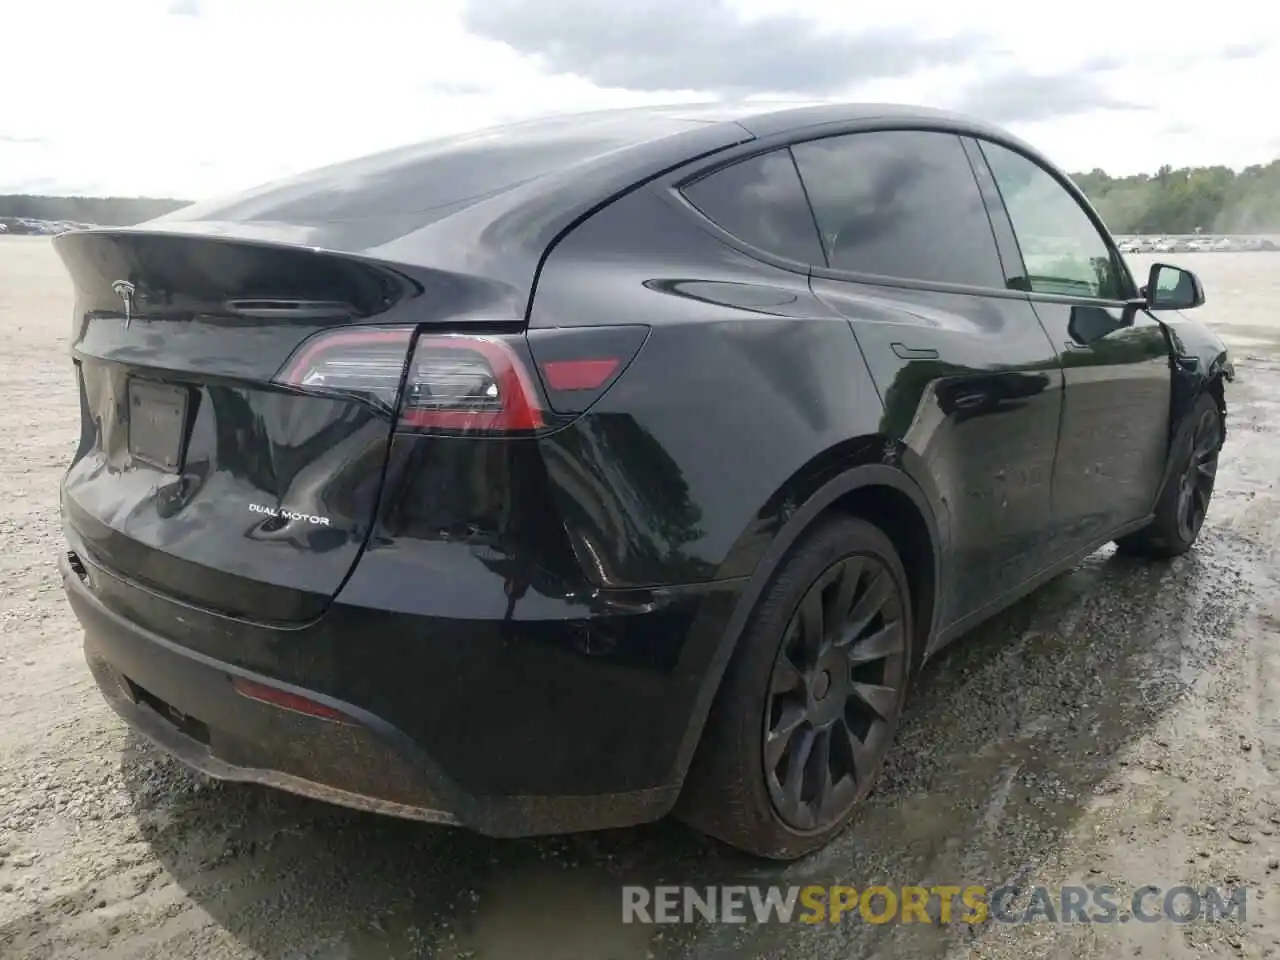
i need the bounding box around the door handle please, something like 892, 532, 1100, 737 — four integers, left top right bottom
891, 343, 940, 360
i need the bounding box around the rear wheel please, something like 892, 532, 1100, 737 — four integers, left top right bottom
1116, 390, 1223, 559
677, 516, 913, 860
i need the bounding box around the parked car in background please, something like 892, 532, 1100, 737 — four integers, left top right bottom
0, 218, 99, 235
55, 102, 1233, 860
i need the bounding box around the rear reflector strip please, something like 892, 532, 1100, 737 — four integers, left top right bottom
541, 358, 620, 391
525, 325, 649, 416
231, 677, 357, 725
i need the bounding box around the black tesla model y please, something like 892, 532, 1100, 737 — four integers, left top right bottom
56, 103, 1231, 859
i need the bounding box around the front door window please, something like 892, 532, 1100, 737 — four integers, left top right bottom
979, 142, 1127, 301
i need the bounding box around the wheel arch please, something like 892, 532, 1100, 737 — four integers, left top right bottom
1154, 361, 1230, 506
1190, 346, 1231, 424
672, 456, 942, 785
1206, 369, 1227, 423
1160, 317, 1231, 436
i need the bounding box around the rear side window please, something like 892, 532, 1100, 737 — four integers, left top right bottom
681, 150, 825, 265
791, 130, 1005, 289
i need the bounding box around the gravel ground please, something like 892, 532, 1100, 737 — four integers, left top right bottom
1, 237, 1279, 959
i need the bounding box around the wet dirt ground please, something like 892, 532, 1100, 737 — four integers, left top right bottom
1, 238, 1279, 959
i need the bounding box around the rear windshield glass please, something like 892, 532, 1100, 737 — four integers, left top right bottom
166, 113, 701, 228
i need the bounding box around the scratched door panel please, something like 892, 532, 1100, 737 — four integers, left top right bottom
1034, 304, 1173, 543
811, 277, 1063, 628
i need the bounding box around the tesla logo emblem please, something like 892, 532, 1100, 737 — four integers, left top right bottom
112, 281, 136, 328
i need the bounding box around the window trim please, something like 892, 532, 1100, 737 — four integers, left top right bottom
661, 118, 1134, 304
669, 146, 826, 277
959, 137, 1028, 291
807, 261, 1034, 301
969, 136, 1139, 306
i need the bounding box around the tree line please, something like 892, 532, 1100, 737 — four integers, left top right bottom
1073, 158, 1280, 235
3, 156, 1280, 234
0, 194, 187, 226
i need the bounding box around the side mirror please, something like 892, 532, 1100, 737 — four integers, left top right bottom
1146, 263, 1205, 311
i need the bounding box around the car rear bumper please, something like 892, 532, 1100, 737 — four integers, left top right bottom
61, 550, 736, 836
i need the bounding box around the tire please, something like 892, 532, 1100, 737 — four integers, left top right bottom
676, 515, 914, 860
1116, 390, 1223, 559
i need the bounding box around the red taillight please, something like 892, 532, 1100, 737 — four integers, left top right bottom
400, 334, 543, 432
275, 323, 650, 431
275, 327, 546, 435
275, 326, 415, 411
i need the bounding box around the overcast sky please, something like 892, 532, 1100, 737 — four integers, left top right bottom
1, 0, 1275, 199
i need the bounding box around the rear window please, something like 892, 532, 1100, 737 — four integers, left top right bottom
164, 114, 705, 228
680, 150, 825, 265
791, 130, 1006, 289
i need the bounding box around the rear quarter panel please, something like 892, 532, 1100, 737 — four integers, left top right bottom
528, 182, 892, 589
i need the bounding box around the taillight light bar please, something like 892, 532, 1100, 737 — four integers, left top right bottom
275, 326, 416, 411
274, 324, 649, 435
401, 334, 544, 432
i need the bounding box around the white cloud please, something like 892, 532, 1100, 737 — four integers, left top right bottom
0, 0, 1275, 198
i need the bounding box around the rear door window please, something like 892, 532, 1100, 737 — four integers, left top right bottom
680, 150, 826, 265
790, 130, 1006, 289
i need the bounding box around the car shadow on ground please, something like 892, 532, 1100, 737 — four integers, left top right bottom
118, 534, 1253, 960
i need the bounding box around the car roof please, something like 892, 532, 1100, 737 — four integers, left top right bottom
122, 102, 1033, 318
150, 102, 1013, 237
643, 100, 1011, 137
498, 100, 1007, 132
144, 105, 754, 242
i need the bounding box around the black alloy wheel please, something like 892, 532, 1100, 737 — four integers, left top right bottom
762, 554, 908, 833
1116, 390, 1224, 559
676, 515, 914, 860
1175, 402, 1221, 543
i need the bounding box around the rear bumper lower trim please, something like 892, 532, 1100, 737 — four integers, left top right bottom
62, 552, 679, 836
90, 654, 461, 826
